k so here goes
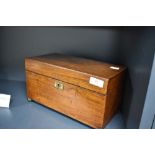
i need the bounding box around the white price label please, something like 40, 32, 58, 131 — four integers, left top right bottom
110, 66, 120, 70
0, 94, 11, 108
89, 77, 104, 88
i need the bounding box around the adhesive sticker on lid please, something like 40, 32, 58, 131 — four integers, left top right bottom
110, 66, 120, 70
89, 77, 104, 88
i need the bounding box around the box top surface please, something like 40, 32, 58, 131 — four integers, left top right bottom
27, 53, 126, 79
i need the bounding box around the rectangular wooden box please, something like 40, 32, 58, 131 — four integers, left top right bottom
25, 54, 126, 128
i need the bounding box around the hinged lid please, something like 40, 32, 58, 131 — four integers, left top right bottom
25, 54, 126, 95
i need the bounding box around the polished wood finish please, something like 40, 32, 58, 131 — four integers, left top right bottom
25, 54, 126, 128
25, 54, 125, 95
26, 71, 105, 128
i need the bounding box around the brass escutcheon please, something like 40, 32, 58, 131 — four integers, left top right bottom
54, 81, 64, 90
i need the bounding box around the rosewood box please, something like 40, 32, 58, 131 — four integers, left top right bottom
25, 54, 126, 128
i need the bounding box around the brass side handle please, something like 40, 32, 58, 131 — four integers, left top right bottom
54, 81, 64, 90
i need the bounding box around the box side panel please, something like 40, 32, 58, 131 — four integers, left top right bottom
102, 71, 125, 127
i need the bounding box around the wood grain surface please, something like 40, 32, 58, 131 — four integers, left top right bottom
25, 54, 126, 95
26, 71, 106, 128
25, 53, 126, 128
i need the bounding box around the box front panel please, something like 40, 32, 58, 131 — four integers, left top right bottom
26, 71, 106, 128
